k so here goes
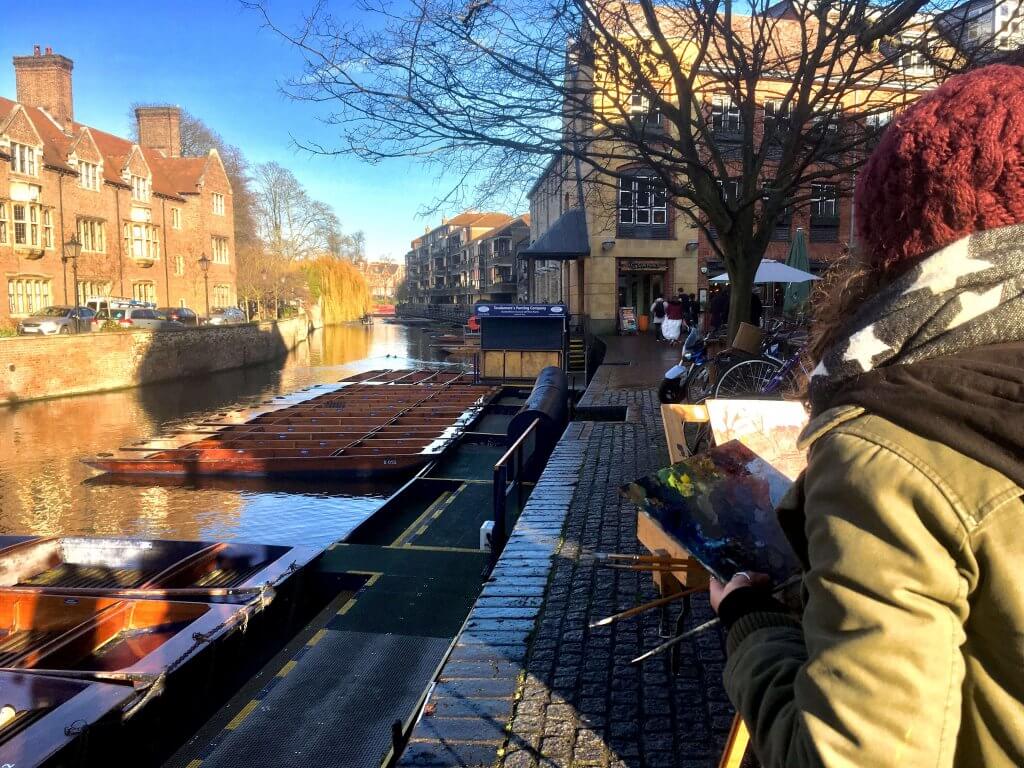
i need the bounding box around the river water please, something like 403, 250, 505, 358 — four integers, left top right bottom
0, 323, 455, 549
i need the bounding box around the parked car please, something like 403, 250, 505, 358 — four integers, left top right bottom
18, 306, 96, 335
94, 307, 184, 331
206, 307, 246, 326
86, 296, 154, 316
157, 306, 200, 326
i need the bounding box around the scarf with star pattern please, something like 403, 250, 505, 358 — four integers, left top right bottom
808, 223, 1024, 416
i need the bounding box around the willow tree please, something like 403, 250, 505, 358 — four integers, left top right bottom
245, 0, 1021, 334
306, 257, 371, 324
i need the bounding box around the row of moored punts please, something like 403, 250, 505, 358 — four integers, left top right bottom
83, 369, 496, 479
0, 534, 318, 767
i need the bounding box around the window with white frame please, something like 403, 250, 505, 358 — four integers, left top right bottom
43, 209, 53, 249
764, 99, 791, 131
213, 284, 232, 307
866, 110, 893, 129
12, 203, 43, 248
132, 282, 156, 304
718, 178, 742, 204
123, 222, 160, 261
617, 174, 669, 238
212, 193, 225, 216
78, 218, 106, 253
77, 280, 110, 306
131, 174, 150, 202
627, 92, 662, 127
711, 95, 742, 133
170, 207, 182, 229
174, 254, 185, 276
8, 277, 51, 315
811, 184, 839, 218
211, 236, 230, 264
900, 36, 933, 75
10, 143, 37, 176
78, 161, 100, 191
0, 202, 8, 245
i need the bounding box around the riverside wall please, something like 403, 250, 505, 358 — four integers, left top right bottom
0, 315, 310, 406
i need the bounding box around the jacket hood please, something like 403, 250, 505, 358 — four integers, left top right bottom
823, 342, 1024, 489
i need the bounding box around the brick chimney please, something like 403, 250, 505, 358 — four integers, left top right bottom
13, 46, 74, 129
135, 105, 182, 158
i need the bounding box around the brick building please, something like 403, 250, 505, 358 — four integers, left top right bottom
0, 46, 236, 323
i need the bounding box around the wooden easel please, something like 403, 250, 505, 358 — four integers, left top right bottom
632, 402, 753, 768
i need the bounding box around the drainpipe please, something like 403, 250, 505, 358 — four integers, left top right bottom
161, 197, 171, 306
114, 186, 125, 296
58, 172, 68, 303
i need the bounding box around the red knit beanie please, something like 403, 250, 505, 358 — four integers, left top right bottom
855, 64, 1024, 276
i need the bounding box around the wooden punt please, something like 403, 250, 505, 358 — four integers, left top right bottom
0, 537, 319, 603
0, 671, 134, 768
83, 372, 499, 478
0, 590, 241, 676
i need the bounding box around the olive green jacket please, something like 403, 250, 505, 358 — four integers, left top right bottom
724, 406, 1024, 767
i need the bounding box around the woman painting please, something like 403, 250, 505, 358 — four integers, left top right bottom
711, 65, 1024, 766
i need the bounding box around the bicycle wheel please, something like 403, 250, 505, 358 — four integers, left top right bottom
685, 365, 710, 403
683, 398, 711, 456
714, 359, 783, 399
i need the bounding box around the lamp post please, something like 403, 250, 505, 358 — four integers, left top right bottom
198, 253, 211, 319
62, 235, 82, 306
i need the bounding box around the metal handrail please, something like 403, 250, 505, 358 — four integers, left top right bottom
491, 417, 541, 561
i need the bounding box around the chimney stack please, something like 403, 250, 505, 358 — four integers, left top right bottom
13, 47, 74, 129
135, 106, 182, 158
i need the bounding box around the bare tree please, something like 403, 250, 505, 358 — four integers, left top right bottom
243, 0, 1021, 334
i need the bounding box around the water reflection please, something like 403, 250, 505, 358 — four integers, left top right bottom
0, 322, 456, 548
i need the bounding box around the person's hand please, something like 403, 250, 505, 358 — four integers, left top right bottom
709, 571, 771, 614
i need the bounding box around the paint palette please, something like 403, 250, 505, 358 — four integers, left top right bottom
623, 440, 801, 583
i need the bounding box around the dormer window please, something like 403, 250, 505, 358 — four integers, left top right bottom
900, 35, 933, 76
131, 174, 150, 202
10, 143, 37, 176
79, 161, 100, 191
212, 192, 225, 216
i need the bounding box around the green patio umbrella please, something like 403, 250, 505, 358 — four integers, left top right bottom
783, 228, 812, 317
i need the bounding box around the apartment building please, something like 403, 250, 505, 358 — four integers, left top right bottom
404, 212, 530, 306
1, 47, 236, 322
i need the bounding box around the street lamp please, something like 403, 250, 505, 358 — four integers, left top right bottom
198, 253, 211, 318
62, 235, 82, 306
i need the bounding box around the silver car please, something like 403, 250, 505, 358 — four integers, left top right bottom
95, 307, 184, 331
18, 306, 96, 335
206, 307, 246, 325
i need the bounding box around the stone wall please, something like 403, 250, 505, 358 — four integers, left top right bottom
0, 315, 309, 405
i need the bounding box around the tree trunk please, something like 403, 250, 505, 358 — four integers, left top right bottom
726, 259, 756, 344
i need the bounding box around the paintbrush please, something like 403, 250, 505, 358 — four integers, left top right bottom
629, 574, 802, 664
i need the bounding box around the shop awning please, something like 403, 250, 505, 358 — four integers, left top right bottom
520, 208, 590, 261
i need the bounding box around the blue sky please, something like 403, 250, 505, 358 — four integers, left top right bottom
1, 1, 501, 261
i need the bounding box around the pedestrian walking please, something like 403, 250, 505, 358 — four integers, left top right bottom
749, 289, 763, 327
687, 293, 699, 328
649, 296, 666, 340
662, 296, 684, 343
710, 65, 1024, 768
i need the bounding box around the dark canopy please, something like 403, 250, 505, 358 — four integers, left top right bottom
520, 208, 590, 261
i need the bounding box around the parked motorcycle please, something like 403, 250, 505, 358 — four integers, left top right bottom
657, 325, 710, 404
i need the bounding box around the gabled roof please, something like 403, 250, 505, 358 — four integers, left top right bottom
0, 95, 208, 200
447, 211, 514, 229
468, 213, 532, 243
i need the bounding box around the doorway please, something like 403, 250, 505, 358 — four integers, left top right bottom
617, 271, 665, 318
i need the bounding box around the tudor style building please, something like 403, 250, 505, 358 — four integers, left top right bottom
0, 46, 236, 322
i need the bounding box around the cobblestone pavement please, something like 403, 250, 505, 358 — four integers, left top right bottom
499, 388, 732, 768
399, 337, 732, 768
